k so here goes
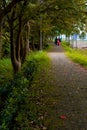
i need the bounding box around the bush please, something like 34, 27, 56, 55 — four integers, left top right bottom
2, 32, 10, 58
0, 58, 13, 113
0, 73, 29, 130
23, 51, 50, 79
62, 42, 87, 68
0, 51, 50, 130
2, 43, 10, 57
43, 43, 52, 50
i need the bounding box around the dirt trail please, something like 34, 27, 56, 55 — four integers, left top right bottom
44, 44, 87, 129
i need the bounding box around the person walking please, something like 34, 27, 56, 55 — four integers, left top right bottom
57, 38, 60, 46
54, 37, 57, 45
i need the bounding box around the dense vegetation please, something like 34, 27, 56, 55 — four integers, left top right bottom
0, 0, 87, 129
0, 0, 87, 73
0, 51, 50, 129
62, 42, 87, 68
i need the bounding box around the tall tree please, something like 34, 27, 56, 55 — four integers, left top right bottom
7, 1, 30, 74
1, 0, 87, 73
39, 0, 87, 35
0, 0, 23, 58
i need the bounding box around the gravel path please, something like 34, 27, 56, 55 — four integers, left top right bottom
45, 44, 87, 129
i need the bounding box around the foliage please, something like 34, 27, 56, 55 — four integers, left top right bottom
0, 58, 13, 126
23, 51, 50, 79
62, 41, 87, 68
26, 0, 87, 50
43, 43, 52, 50
0, 74, 29, 130
79, 32, 86, 39
0, 58, 13, 83
0, 51, 50, 130
2, 33, 10, 57
0, 0, 87, 73
62, 41, 72, 51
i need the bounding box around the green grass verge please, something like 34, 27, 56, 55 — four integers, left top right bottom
0, 58, 13, 83
62, 41, 87, 68
0, 51, 51, 130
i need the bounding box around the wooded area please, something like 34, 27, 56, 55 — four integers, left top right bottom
0, 1, 87, 129
0, 0, 87, 74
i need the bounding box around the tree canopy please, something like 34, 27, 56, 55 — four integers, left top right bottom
0, 0, 87, 73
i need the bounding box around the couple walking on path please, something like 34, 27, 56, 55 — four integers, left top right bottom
54, 37, 61, 46
45, 44, 87, 129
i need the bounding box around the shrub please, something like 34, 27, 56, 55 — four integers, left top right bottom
2, 32, 10, 58
0, 58, 13, 113
62, 42, 87, 68
0, 51, 50, 130
0, 73, 29, 130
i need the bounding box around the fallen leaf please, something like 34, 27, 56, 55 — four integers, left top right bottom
60, 115, 67, 119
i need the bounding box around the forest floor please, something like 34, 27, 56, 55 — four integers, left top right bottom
40, 43, 87, 129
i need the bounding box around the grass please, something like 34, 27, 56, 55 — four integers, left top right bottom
26, 52, 51, 129
27, 51, 50, 64
77, 49, 87, 56
62, 41, 87, 68
0, 58, 12, 73
0, 58, 13, 84
43, 43, 53, 51
0, 51, 51, 130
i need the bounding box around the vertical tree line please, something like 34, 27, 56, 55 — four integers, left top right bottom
0, 0, 87, 74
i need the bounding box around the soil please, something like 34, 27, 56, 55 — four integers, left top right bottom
43, 43, 87, 129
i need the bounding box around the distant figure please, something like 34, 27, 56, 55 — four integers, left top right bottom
60, 37, 62, 42
54, 37, 61, 46
57, 38, 61, 46
54, 37, 57, 45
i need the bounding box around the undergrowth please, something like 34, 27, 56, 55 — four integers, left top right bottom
0, 51, 50, 130
0, 58, 13, 83
62, 41, 87, 68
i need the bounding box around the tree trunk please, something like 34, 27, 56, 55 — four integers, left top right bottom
0, 0, 24, 59
26, 21, 30, 54
21, 21, 30, 63
10, 16, 21, 74
25, 21, 30, 55
39, 27, 43, 50
16, 17, 22, 62
0, 21, 2, 58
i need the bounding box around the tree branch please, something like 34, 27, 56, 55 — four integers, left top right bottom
0, 0, 23, 20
